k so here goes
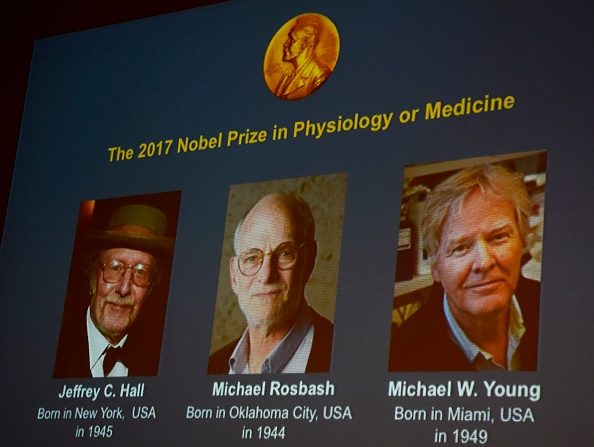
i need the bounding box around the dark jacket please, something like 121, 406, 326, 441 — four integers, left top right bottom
388, 277, 540, 371
53, 304, 161, 378
207, 307, 334, 374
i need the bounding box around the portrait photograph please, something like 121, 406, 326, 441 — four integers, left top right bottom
208, 173, 347, 374
53, 190, 181, 378
389, 151, 546, 371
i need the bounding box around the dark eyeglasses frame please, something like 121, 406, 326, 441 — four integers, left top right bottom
99, 259, 153, 288
236, 241, 308, 277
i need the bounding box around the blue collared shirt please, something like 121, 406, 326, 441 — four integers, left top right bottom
228, 304, 314, 374
443, 294, 526, 371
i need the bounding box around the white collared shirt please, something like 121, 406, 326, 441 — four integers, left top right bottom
86, 307, 129, 377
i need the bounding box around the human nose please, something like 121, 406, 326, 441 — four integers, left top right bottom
114, 268, 134, 296
257, 251, 278, 283
472, 240, 495, 273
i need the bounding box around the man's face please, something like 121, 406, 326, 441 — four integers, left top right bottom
230, 196, 312, 332
91, 247, 155, 343
432, 190, 523, 324
283, 29, 306, 62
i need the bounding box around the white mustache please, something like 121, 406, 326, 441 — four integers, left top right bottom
104, 296, 135, 306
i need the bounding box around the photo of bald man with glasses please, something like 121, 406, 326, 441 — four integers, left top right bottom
54, 192, 180, 378
208, 175, 345, 374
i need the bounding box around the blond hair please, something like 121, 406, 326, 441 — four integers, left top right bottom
421, 163, 532, 263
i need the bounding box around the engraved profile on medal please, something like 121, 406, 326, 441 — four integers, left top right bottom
264, 13, 340, 101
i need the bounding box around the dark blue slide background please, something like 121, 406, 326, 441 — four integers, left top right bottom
1, 0, 593, 445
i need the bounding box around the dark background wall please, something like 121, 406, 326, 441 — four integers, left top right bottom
1, 0, 226, 243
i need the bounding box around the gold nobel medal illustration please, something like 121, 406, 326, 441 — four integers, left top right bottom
264, 13, 340, 101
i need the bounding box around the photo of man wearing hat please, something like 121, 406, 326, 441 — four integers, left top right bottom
54, 192, 180, 378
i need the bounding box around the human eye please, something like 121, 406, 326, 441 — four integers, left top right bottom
276, 244, 297, 260
490, 230, 511, 244
450, 243, 469, 256
107, 260, 124, 273
133, 264, 149, 278
241, 250, 262, 266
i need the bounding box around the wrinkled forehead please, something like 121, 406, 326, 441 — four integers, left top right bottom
98, 247, 155, 265
459, 187, 514, 215
236, 202, 297, 252
440, 189, 517, 239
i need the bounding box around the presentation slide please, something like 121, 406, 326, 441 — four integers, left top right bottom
2, 1, 592, 445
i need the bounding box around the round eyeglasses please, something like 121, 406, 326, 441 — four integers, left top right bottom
237, 241, 307, 276
100, 259, 153, 288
